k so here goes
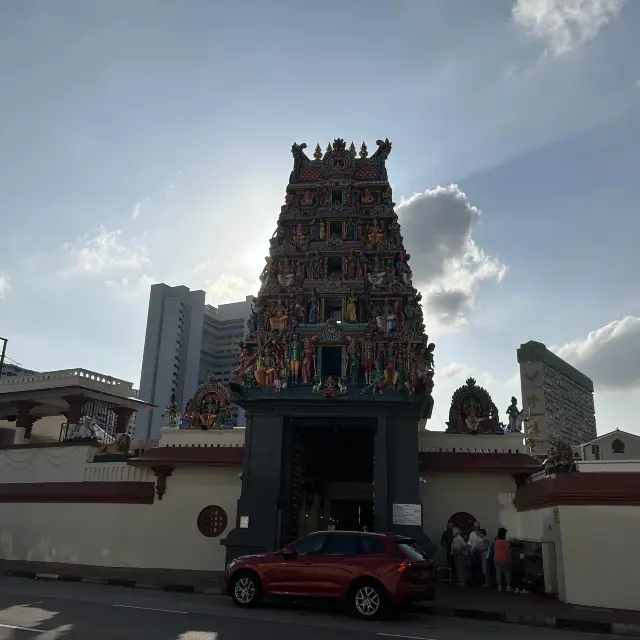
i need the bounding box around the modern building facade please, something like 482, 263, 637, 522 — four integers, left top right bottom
517, 340, 597, 456
199, 297, 252, 427
136, 284, 252, 440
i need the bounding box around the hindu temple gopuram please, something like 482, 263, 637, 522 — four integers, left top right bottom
222, 138, 437, 561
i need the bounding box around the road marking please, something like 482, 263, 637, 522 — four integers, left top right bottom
376, 634, 437, 640
113, 604, 188, 614
0, 623, 44, 633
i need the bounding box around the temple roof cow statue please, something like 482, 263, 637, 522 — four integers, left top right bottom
233, 138, 435, 400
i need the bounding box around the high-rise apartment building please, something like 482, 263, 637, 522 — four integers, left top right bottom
136, 284, 252, 440
517, 340, 597, 456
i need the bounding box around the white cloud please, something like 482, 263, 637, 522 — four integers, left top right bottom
204, 274, 254, 306
132, 197, 151, 220
512, 0, 625, 58
106, 273, 157, 296
556, 315, 640, 390
398, 184, 507, 332
63, 226, 150, 275
438, 362, 468, 379
0, 271, 10, 300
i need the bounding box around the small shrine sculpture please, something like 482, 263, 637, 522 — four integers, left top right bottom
232, 138, 435, 399
446, 378, 504, 435
183, 376, 233, 430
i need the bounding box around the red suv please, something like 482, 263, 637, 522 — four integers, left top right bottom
225, 530, 435, 620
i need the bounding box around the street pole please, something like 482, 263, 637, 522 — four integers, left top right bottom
0, 337, 7, 380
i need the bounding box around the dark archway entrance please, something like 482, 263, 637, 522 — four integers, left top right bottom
449, 511, 476, 539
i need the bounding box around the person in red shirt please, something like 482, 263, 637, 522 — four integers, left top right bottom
493, 527, 513, 592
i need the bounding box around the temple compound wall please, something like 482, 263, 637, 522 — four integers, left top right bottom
0, 427, 525, 575
515, 467, 640, 612
1, 426, 639, 612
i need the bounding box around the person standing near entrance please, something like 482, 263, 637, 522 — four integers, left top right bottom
451, 527, 468, 586
493, 527, 513, 592
468, 522, 484, 585
440, 522, 454, 571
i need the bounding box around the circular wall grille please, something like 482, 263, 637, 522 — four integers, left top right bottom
197, 505, 228, 538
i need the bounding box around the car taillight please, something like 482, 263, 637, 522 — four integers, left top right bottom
397, 560, 412, 573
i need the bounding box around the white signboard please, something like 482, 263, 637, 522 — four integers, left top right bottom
392, 503, 422, 526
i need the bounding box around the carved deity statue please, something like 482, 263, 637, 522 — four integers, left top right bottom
347, 337, 361, 385
367, 219, 384, 246
300, 189, 315, 206
162, 393, 180, 429
292, 223, 309, 250
362, 331, 375, 384
302, 336, 317, 384
307, 292, 320, 324
289, 333, 303, 385
345, 290, 358, 323
463, 397, 485, 434
506, 397, 521, 432
345, 250, 357, 279
383, 343, 398, 388
361, 189, 375, 204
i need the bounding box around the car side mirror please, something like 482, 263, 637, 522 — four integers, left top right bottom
282, 548, 298, 559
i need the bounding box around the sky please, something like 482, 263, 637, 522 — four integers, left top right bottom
1, 0, 638, 435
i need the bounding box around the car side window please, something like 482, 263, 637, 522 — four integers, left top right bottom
318, 534, 360, 556
359, 537, 385, 555
291, 534, 327, 556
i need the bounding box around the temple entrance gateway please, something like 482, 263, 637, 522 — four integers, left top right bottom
285, 417, 375, 541
222, 138, 436, 563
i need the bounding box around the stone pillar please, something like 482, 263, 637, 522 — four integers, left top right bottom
385, 409, 435, 553
374, 413, 389, 533
62, 395, 87, 425
222, 411, 285, 563
15, 401, 39, 439
114, 407, 134, 434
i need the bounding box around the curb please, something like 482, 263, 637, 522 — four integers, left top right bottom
419, 604, 640, 636
4, 570, 639, 636
2, 570, 225, 596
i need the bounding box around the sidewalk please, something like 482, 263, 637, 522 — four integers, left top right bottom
419, 584, 640, 636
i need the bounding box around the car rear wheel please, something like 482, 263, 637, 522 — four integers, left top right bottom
230, 572, 261, 608
350, 582, 386, 620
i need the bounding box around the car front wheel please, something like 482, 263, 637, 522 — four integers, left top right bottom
230, 572, 261, 608
351, 582, 386, 620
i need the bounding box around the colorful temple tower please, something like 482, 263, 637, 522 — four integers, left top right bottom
223, 139, 436, 561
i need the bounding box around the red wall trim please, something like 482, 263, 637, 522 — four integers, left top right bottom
514, 472, 640, 511
0, 482, 155, 504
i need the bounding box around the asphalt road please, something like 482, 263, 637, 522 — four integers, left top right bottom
0, 576, 614, 640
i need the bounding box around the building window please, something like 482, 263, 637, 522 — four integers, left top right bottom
591, 444, 601, 460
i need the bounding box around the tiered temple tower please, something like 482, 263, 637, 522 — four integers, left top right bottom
223, 139, 436, 561
235, 138, 435, 394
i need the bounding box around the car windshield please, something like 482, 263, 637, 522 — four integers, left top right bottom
397, 540, 429, 562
